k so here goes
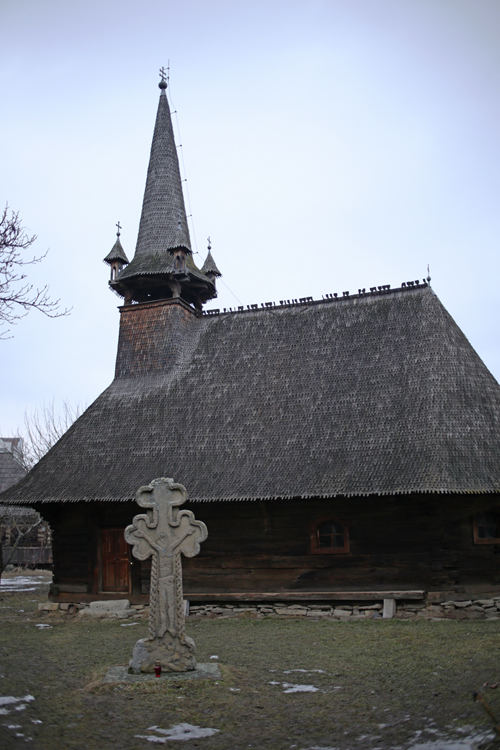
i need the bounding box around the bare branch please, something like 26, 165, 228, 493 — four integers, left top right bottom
16, 399, 85, 470
0, 508, 42, 578
0, 205, 71, 338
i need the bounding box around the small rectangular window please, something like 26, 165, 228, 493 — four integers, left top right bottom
311, 518, 349, 554
473, 512, 500, 544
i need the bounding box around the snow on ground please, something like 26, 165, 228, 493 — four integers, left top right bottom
0, 695, 35, 716
283, 669, 326, 674
0, 575, 50, 592
282, 683, 319, 693
407, 727, 495, 750
136, 723, 220, 742
1, 695, 43, 743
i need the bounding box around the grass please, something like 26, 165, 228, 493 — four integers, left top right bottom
1, 577, 500, 749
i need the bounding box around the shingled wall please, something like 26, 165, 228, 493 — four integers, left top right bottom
115, 298, 199, 378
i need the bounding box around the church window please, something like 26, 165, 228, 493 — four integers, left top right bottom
473, 512, 500, 544
311, 517, 349, 554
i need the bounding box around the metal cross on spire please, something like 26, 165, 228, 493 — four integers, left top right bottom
116, 221, 121, 237
159, 64, 169, 86
207, 236, 211, 251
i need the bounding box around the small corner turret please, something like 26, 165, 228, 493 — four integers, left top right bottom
107, 71, 220, 312
201, 237, 222, 288
104, 221, 129, 282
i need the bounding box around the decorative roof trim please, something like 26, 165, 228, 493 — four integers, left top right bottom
5, 486, 499, 506
202, 281, 429, 316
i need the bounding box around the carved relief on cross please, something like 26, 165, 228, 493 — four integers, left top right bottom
124, 478, 207, 644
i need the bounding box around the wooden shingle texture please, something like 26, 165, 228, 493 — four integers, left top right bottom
2, 284, 500, 505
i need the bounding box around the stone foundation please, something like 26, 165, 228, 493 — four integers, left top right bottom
39, 597, 500, 621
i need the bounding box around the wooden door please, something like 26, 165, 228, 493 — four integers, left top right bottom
101, 528, 130, 592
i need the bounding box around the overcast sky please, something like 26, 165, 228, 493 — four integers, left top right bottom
1, 0, 500, 436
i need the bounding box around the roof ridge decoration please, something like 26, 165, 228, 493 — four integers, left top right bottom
202, 278, 429, 316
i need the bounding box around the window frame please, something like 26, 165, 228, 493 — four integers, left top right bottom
310, 516, 350, 555
473, 511, 500, 545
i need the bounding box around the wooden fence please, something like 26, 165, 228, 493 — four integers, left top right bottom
2, 547, 52, 567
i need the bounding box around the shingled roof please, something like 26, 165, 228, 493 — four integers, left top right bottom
201, 249, 221, 278
3, 284, 500, 505
117, 81, 191, 283
103, 236, 129, 266
109, 81, 216, 309
0, 438, 26, 494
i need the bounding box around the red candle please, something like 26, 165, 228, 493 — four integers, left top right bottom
154, 661, 162, 677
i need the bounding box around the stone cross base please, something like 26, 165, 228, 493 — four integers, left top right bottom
129, 635, 196, 674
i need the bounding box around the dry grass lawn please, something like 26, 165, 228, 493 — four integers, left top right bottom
0, 573, 500, 749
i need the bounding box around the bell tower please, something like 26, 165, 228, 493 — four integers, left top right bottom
106, 71, 220, 312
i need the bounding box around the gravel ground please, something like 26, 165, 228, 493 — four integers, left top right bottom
1, 573, 500, 750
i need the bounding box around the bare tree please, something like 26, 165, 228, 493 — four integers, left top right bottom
17, 400, 84, 470
0, 205, 70, 337
0, 507, 42, 579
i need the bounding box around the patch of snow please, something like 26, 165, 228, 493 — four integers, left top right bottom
0, 576, 48, 592
0, 695, 34, 716
229, 688, 240, 692
408, 730, 494, 750
35, 624, 52, 629
283, 669, 325, 674
136, 723, 220, 742
209, 655, 219, 660
282, 683, 319, 693
31, 719, 42, 724
120, 622, 139, 627
0, 696, 34, 707
4, 724, 22, 729
269, 681, 280, 686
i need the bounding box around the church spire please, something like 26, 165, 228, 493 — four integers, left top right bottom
109, 72, 218, 310
134, 70, 191, 258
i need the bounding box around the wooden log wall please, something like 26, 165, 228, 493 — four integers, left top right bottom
37, 493, 500, 601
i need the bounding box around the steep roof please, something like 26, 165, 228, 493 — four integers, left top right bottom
3, 284, 500, 505
201, 249, 221, 277
118, 83, 191, 283
103, 237, 129, 265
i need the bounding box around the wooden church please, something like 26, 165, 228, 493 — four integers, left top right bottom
2, 76, 500, 605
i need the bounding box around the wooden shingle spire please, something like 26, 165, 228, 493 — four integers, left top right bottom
110, 74, 218, 310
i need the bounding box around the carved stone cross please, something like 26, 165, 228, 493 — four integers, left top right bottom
125, 478, 207, 673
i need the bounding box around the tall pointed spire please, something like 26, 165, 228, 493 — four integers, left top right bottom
109, 72, 219, 310
134, 74, 191, 257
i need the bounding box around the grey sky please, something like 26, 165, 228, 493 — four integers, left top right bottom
1, 0, 500, 434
